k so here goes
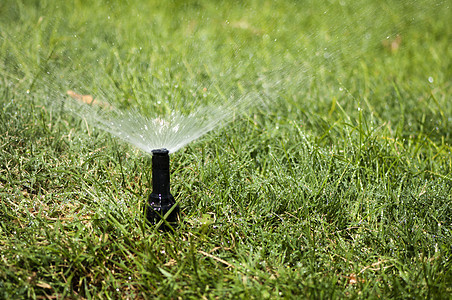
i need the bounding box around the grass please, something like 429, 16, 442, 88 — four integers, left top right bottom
1, 0, 451, 298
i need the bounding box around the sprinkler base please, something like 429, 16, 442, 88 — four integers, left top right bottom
146, 195, 179, 228
145, 148, 179, 230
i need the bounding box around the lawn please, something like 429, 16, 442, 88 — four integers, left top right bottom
1, 0, 451, 298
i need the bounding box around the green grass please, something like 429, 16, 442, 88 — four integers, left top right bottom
1, 0, 451, 298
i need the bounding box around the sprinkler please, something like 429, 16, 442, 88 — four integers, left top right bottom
145, 148, 179, 228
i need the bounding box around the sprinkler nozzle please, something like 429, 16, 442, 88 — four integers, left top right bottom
145, 148, 179, 228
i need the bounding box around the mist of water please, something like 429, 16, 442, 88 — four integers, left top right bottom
65, 89, 263, 154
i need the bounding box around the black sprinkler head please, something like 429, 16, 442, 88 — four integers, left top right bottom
145, 148, 179, 228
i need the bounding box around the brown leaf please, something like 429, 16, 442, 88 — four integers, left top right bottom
163, 259, 177, 267
66, 90, 111, 109
382, 35, 402, 53
36, 281, 52, 289
348, 273, 358, 285
198, 250, 235, 269
343, 273, 365, 285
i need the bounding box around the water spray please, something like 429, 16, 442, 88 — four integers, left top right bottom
145, 148, 179, 228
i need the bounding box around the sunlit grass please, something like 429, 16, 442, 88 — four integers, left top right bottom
1, 0, 451, 298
